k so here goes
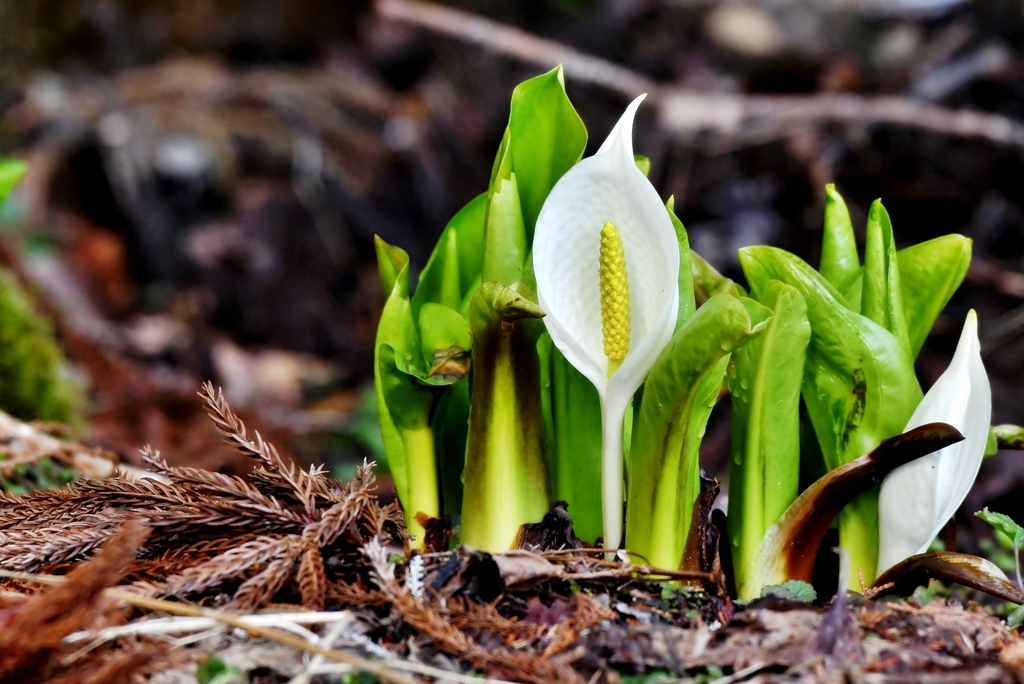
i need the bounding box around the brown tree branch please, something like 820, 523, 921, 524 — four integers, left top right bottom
377, 0, 1024, 148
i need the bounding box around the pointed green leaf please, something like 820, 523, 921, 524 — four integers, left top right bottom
819, 184, 859, 295
375, 235, 409, 298
0, 160, 27, 206
837, 235, 971, 359
728, 281, 809, 593
373, 237, 438, 544
482, 161, 528, 287
626, 294, 756, 570
976, 508, 1024, 549
692, 250, 746, 306
507, 66, 588, 237
897, 235, 971, 357
740, 246, 922, 584
634, 154, 651, 177
667, 196, 696, 328
539, 334, 604, 545
861, 200, 910, 355
414, 194, 487, 313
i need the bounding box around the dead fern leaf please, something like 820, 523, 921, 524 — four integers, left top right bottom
0, 519, 149, 677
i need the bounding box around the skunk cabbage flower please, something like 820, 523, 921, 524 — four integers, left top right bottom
533, 95, 680, 551
877, 310, 991, 574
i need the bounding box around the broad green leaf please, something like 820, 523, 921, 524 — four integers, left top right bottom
740, 246, 922, 584
691, 250, 746, 306
666, 196, 696, 328
728, 281, 809, 593
462, 281, 549, 551
626, 294, 757, 570
985, 427, 999, 457
374, 237, 471, 544
373, 237, 436, 543
976, 508, 1024, 549
433, 379, 470, 517
896, 235, 971, 357
838, 235, 972, 359
414, 193, 487, 314
417, 303, 471, 381
0, 160, 27, 206
419, 229, 461, 313
995, 424, 1024, 450
634, 154, 651, 177
761, 580, 817, 602
819, 184, 859, 295
539, 334, 603, 545
861, 200, 910, 355
507, 66, 587, 237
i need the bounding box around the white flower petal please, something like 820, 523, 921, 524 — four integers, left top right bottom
533, 94, 680, 552
534, 94, 679, 400
877, 310, 991, 575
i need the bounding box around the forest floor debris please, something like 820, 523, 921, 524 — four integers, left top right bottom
0, 384, 1018, 683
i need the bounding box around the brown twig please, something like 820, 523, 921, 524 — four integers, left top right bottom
377, 0, 1024, 149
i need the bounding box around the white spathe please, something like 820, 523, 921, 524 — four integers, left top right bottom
877, 309, 991, 575
533, 94, 680, 552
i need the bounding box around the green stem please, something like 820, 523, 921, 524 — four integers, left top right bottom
839, 491, 880, 588
400, 421, 440, 546
462, 286, 549, 551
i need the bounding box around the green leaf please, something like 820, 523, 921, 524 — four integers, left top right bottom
837, 235, 972, 359
740, 246, 922, 585
861, 200, 911, 355
667, 196, 696, 328
433, 379, 470, 518
728, 281, 809, 593
761, 580, 817, 602
819, 184, 859, 295
626, 294, 757, 570
986, 427, 999, 457
373, 237, 446, 544
507, 66, 588, 237
417, 303, 471, 382
976, 508, 1024, 549
691, 250, 746, 306
197, 655, 245, 684
896, 235, 971, 358
994, 424, 1024, 450
482, 149, 528, 287
414, 194, 487, 314
634, 154, 651, 177
0, 160, 27, 206
539, 335, 604, 545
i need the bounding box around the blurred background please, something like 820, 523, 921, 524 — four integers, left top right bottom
3, 0, 1024, 547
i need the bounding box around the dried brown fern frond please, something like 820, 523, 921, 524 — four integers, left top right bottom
0, 519, 158, 679
199, 382, 332, 511
0, 385, 398, 611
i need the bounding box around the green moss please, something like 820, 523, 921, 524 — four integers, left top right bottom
0, 268, 83, 425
